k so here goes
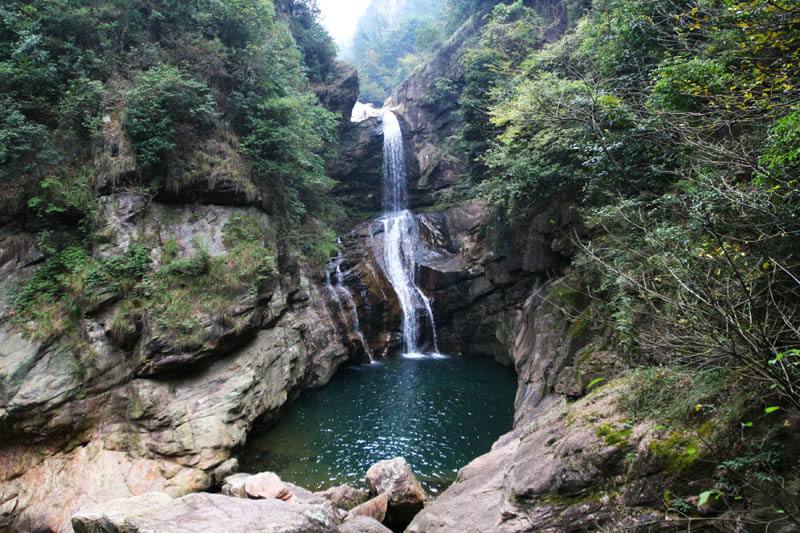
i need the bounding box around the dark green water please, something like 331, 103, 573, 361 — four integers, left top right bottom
238, 355, 517, 494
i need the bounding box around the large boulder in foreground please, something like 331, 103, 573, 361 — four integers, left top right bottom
71, 492, 340, 533
365, 457, 428, 529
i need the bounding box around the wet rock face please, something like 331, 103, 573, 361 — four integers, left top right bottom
336, 221, 402, 358
331, 113, 423, 213
334, 198, 579, 360
331, 117, 384, 216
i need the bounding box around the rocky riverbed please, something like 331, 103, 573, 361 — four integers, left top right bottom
71, 457, 426, 533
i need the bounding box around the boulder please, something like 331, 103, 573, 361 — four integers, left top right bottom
221, 472, 309, 504
346, 493, 389, 523
71, 492, 340, 533
316, 484, 370, 510
284, 482, 331, 506
244, 472, 296, 502
338, 516, 392, 533
211, 458, 238, 485
365, 457, 427, 529
365, 457, 428, 507
221, 473, 252, 498
71, 492, 173, 533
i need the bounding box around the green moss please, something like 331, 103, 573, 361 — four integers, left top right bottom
596, 422, 633, 447
568, 315, 590, 339
622, 367, 734, 425
649, 431, 701, 472
548, 283, 584, 308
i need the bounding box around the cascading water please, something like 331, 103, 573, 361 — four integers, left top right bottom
377, 111, 439, 355
325, 250, 373, 362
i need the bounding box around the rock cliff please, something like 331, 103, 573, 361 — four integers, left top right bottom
0, 192, 353, 531
0, 67, 363, 530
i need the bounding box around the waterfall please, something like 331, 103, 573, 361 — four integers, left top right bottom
325, 251, 373, 362
377, 111, 439, 355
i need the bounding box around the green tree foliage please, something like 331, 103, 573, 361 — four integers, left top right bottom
124, 65, 216, 168
455, 2, 800, 521
58, 77, 105, 140
760, 111, 800, 178
461, 1, 549, 180
0, 96, 50, 183
276, 0, 337, 83
0, 0, 342, 231
242, 93, 338, 224
27, 167, 97, 223
461, 0, 800, 416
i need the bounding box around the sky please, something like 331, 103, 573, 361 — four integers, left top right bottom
317, 0, 372, 46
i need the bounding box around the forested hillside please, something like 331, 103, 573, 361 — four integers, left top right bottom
466, 0, 800, 409
1, 0, 340, 234
423, 0, 800, 524
0, 0, 352, 341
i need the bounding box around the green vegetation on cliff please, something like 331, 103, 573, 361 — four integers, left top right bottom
442, 0, 800, 525
461, 0, 800, 402
1, 0, 345, 342
0, 0, 340, 227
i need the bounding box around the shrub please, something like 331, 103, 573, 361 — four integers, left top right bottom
27, 166, 96, 222
650, 58, 731, 112
0, 96, 50, 183
124, 65, 216, 168
58, 77, 105, 139
242, 94, 337, 223
759, 111, 800, 178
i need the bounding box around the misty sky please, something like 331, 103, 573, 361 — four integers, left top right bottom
317, 0, 371, 45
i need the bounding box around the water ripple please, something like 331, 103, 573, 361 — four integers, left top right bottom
238, 356, 516, 492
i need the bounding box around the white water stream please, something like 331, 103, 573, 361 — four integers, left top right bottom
377, 111, 439, 355
325, 250, 373, 362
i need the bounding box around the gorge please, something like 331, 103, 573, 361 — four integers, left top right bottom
1, 0, 799, 532
235, 107, 518, 504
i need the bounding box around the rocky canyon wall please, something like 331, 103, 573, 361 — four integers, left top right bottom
0, 65, 363, 532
